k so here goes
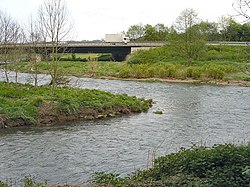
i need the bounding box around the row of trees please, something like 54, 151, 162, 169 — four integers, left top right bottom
0, 0, 72, 90
126, 0, 250, 65
126, 12, 250, 42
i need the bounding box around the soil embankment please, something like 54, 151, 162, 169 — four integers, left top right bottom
0, 100, 152, 128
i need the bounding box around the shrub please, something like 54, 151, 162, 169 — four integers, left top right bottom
186, 67, 202, 79
118, 65, 132, 78
165, 64, 178, 78
128, 49, 160, 64
203, 64, 225, 79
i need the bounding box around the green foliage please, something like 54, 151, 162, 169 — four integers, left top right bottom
0, 177, 47, 187
243, 77, 250, 81
204, 45, 250, 61
0, 82, 151, 124
126, 23, 169, 41
186, 67, 202, 79
0, 180, 8, 187
22, 176, 47, 187
93, 144, 250, 187
117, 62, 239, 80
128, 49, 161, 64
93, 172, 126, 187
97, 54, 112, 61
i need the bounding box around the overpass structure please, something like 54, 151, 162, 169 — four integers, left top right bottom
64, 42, 167, 61
63, 41, 250, 61
1, 41, 249, 62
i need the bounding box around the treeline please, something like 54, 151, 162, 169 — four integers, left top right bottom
126, 16, 250, 42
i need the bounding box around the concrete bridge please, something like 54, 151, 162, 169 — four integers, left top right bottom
1, 41, 249, 62
60, 41, 250, 61
63, 42, 167, 61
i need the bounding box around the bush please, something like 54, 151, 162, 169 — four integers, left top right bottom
128, 49, 160, 64
203, 64, 225, 79
186, 67, 202, 79
118, 65, 132, 78
164, 64, 178, 78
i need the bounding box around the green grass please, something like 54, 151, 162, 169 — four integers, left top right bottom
93, 143, 250, 187
6, 60, 249, 81
6, 61, 123, 77
0, 176, 47, 187
61, 53, 100, 59
0, 82, 152, 123
118, 61, 247, 80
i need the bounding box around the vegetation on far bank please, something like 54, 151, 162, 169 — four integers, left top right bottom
93, 143, 250, 187
0, 82, 152, 128
5, 45, 250, 84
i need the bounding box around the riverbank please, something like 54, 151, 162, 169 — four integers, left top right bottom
2, 143, 248, 187
89, 75, 250, 87
0, 82, 152, 128
5, 60, 250, 87
92, 143, 250, 187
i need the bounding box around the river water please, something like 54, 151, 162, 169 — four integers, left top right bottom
0, 71, 249, 184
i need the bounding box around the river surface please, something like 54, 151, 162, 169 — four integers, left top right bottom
0, 71, 249, 184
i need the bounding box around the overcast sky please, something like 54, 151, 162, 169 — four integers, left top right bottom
0, 0, 243, 41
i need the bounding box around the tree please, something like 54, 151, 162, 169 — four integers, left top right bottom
154, 23, 169, 41
233, 0, 250, 22
126, 24, 145, 41
27, 16, 43, 87
170, 9, 206, 65
232, 0, 250, 41
241, 22, 250, 41
10, 22, 25, 83
143, 24, 157, 41
38, 0, 72, 91
0, 10, 22, 83
198, 21, 221, 41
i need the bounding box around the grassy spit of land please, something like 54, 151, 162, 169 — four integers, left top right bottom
5, 45, 250, 86
0, 82, 152, 128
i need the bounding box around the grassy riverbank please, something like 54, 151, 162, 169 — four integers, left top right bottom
4, 45, 250, 86
93, 143, 250, 187
1, 143, 248, 187
0, 82, 152, 128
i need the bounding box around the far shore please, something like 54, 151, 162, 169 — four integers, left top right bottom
75, 74, 250, 87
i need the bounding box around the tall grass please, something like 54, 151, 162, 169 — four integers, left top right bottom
118, 62, 239, 80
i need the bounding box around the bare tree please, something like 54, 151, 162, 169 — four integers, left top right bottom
27, 16, 43, 87
233, 0, 250, 22
0, 11, 20, 83
38, 0, 73, 91
233, 1, 250, 77
11, 21, 26, 83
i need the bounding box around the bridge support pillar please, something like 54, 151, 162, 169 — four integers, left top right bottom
111, 51, 130, 62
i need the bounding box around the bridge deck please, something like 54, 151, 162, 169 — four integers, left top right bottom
65, 42, 167, 47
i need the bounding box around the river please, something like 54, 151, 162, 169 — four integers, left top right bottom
0, 71, 249, 184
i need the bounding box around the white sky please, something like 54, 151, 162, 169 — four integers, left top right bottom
0, 0, 243, 41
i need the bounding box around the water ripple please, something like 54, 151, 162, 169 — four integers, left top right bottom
0, 71, 249, 184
